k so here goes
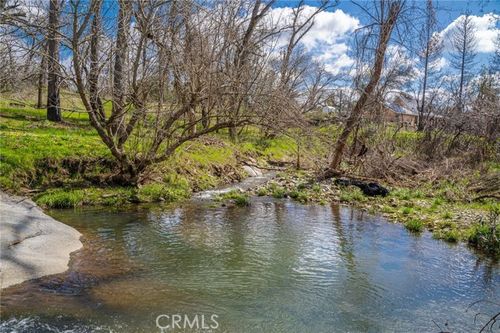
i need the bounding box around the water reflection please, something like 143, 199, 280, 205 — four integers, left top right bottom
1, 200, 498, 333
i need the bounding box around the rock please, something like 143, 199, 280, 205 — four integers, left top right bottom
242, 165, 262, 177
0, 192, 83, 289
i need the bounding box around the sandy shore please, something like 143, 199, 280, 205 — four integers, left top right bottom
0, 192, 82, 289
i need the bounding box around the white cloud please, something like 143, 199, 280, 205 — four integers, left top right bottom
439, 13, 499, 53
434, 57, 449, 71
269, 6, 360, 75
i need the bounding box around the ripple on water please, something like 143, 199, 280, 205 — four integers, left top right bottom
1, 201, 498, 333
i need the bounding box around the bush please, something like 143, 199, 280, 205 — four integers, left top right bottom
405, 219, 424, 233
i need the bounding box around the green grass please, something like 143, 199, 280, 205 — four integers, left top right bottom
391, 188, 424, 200
35, 187, 134, 208
0, 103, 108, 189
0, 102, 304, 206
404, 219, 424, 233
257, 187, 268, 196
289, 189, 309, 203
271, 187, 287, 199
339, 187, 366, 203
401, 206, 413, 215
217, 190, 250, 206
467, 209, 499, 256
137, 180, 190, 203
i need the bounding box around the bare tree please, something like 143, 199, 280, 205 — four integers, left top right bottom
46, 0, 61, 121
416, 0, 442, 130
329, 0, 403, 171
66, 0, 304, 183
226, 0, 277, 141
449, 13, 477, 112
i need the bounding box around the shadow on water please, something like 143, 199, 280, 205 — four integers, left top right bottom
1, 199, 499, 333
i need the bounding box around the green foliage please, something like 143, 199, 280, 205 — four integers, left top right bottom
431, 197, 444, 209
264, 182, 287, 199
434, 229, 461, 242
289, 190, 309, 203
442, 211, 453, 219
218, 190, 250, 206
391, 188, 423, 200
137, 179, 190, 203
405, 219, 424, 233
467, 209, 499, 256
271, 187, 286, 199
36, 189, 85, 208
257, 187, 268, 196
339, 187, 366, 203
35, 187, 134, 208
401, 206, 413, 215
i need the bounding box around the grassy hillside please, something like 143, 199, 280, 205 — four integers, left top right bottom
0, 97, 308, 207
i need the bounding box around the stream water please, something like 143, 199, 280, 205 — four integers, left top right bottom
0, 196, 498, 332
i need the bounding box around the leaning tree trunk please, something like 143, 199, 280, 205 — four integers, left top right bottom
46, 0, 61, 121
329, 1, 400, 170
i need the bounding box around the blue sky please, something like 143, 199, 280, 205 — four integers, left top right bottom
270, 0, 499, 78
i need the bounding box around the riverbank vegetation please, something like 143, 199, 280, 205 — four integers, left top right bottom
1, 1, 498, 257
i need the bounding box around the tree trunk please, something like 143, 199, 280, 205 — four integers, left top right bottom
110, 0, 131, 135
329, 1, 400, 170
418, 33, 431, 131
46, 0, 61, 122
229, 124, 237, 142
201, 107, 209, 129
36, 43, 46, 109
